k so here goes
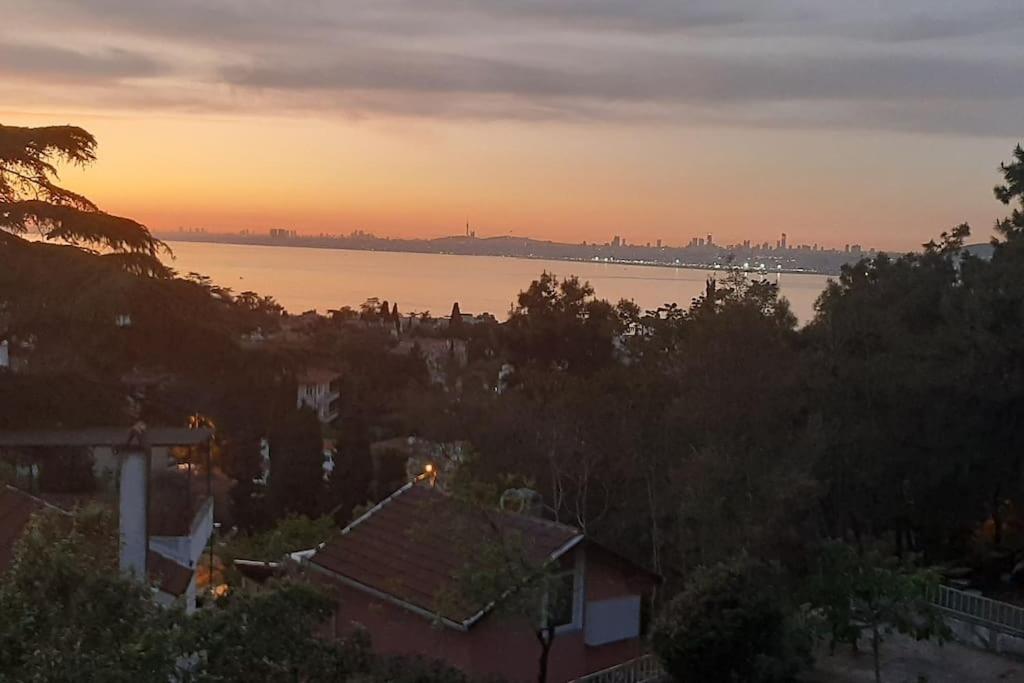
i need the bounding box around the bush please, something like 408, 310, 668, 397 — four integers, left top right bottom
374, 651, 497, 683
651, 557, 811, 683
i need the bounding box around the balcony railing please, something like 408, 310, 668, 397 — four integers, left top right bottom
932, 584, 1024, 637
571, 654, 667, 683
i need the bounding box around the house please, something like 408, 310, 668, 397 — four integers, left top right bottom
455, 312, 497, 327
0, 483, 210, 612
305, 482, 658, 683
297, 368, 341, 423
391, 338, 468, 385
0, 426, 216, 613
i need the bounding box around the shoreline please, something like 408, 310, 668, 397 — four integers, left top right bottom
159, 233, 842, 279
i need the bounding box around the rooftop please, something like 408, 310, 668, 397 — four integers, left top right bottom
0, 486, 195, 597
0, 486, 59, 571
310, 483, 582, 627
297, 368, 341, 386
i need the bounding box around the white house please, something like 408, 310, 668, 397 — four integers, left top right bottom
297, 368, 341, 423
0, 426, 216, 614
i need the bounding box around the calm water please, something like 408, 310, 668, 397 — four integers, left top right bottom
166, 241, 832, 324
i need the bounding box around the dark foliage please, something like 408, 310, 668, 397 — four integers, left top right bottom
651, 557, 811, 682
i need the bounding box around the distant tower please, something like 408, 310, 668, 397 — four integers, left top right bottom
466, 220, 470, 237
781, 233, 788, 250
707, 233, 713, 247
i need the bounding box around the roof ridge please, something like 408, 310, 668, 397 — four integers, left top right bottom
337, 480, 416, 537
2, 485, 73, 516
309, 481, 591, 630
497, 507, 581, 536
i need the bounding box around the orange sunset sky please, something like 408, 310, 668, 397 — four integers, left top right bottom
3, 1, 1023, 252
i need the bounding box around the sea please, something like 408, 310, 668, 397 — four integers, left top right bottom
165, 240, 833, 325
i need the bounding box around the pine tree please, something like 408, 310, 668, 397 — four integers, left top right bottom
0, 123, 167, 276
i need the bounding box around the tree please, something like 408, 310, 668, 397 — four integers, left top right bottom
0, 123, 167, 276
182, 581, 368, 683
0, 507, 180, 682
267, 407, 325, 519
994, 143, 1024, 241
450, 302, 464, 335
504, 272, 632, 375
36, 446, 96, 494
0, 505, 372, 683
221, 515, 336, 567
326, 412, 373, 523
651, 557, 812, 683
808, 541, 948, 683
439, 493, 574, 683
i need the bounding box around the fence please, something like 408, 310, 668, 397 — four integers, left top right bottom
932, 584, 1024, 637
571, 654, 666, 683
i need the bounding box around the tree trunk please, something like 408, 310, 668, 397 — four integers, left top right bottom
536, 627, 554, 683
871, 621, 881, 683
992, 485, 1004, 547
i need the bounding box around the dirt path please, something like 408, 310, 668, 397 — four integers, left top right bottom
805, 635, 1024, 682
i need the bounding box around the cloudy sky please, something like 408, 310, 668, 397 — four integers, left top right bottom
2, 0, 1023, 250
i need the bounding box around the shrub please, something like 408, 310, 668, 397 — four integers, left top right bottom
652, 557, 810, 682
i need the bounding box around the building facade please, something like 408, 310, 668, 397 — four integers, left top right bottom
307, 483, 657, 683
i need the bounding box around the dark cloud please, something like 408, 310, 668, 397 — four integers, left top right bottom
412, 0, 759, 33
0, 42, 167, 82
221, 48, 1021, 103
26, 0, 1021, 43
2, 0, 1024, 134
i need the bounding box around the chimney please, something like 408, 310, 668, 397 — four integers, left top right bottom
118, 424, 149, 578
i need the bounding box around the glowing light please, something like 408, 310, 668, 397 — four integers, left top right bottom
424, 463, 434, 474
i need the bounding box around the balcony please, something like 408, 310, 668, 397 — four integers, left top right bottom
571, 655, 667, 683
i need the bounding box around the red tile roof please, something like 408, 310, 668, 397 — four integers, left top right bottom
0, 486, 195, 598
310, 483, 582, 626
297, 368, 341, 385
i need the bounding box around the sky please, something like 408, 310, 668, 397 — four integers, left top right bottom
2, 1, 1023, 251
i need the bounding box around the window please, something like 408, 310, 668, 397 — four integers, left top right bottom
540, 549, 585, 633
543, 571, 576, 630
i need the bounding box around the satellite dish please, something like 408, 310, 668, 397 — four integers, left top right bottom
499, 488, 543, 515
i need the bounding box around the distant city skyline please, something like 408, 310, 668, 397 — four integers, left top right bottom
3, 2, 1022, 251
164, 225, 873, 277
171, 224, 874, 255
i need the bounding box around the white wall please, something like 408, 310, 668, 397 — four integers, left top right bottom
150, 497, 213, 568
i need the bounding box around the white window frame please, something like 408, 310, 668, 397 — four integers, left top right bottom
542, 547, 585, 634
